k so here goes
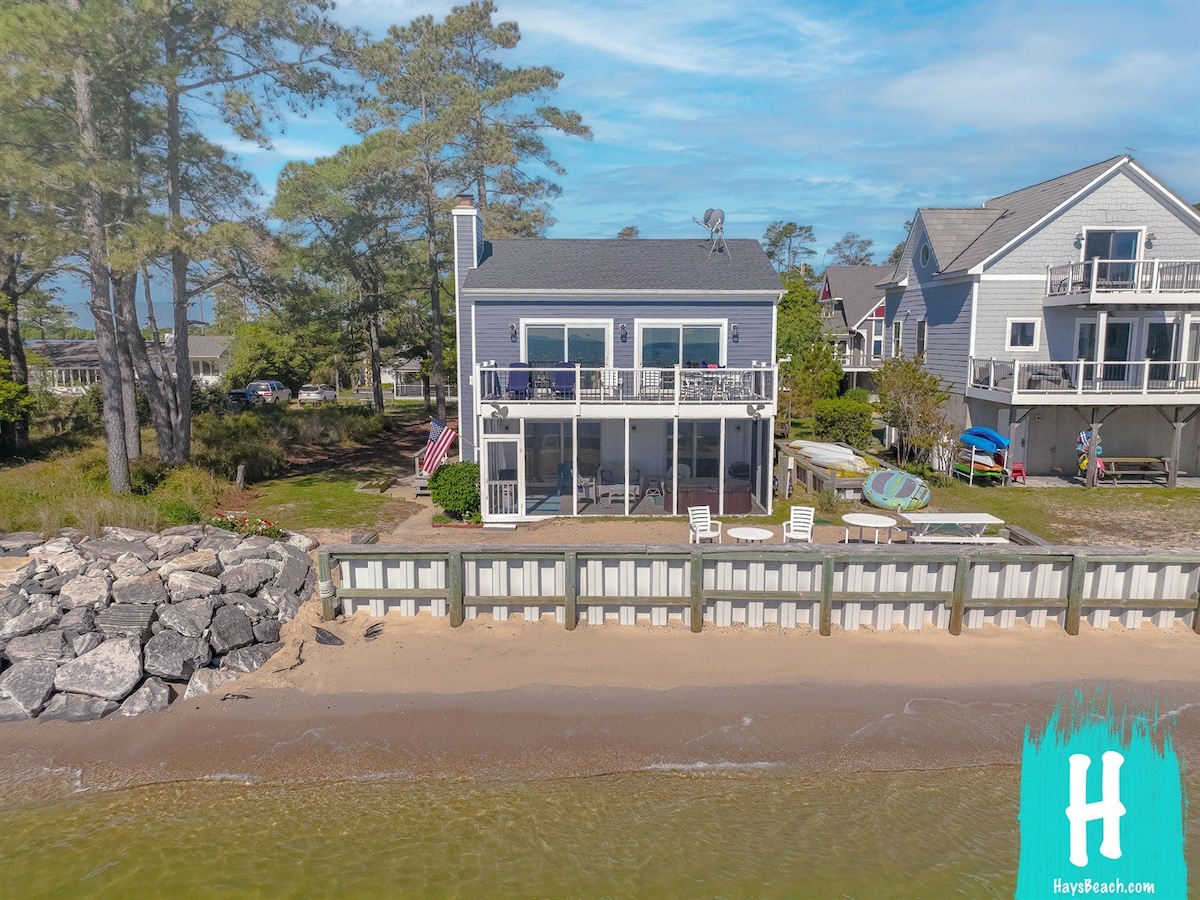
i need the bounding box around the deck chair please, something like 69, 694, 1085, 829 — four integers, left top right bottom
782, 505, 815, 543
552, 362, 575, 399
688, 506, 722, 544
507, 362, 531, 399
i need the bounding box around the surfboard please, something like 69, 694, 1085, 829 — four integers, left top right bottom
964, 426, 1011, 449
862, 469, 932, 511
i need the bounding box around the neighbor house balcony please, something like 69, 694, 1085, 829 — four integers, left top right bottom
967, 356, 1200, 406
840, 349, 881, 372
475, 363, 777, 420
1045, 259, 1200, 307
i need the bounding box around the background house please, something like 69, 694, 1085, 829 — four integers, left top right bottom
819, 265, 892, 391
880, 156, 1200, 481
452, 195, 783, 522
27, 334, 235, 395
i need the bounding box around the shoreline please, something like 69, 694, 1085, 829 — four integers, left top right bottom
1, 609, 1197, 797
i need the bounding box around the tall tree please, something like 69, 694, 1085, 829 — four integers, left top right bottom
885, 220, 913, 267
19, 291, 75, 340
616, 226, 639, 239
828, 231, 875, 266
762, 221, 816, 277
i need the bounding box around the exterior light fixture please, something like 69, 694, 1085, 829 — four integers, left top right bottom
619, 323, 628, 342
730, 323, 739, 342
509, 323, 518, 342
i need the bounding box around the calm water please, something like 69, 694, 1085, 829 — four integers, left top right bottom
0, 767, 1025, 899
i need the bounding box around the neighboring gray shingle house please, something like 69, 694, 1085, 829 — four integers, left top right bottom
818, 265, 892, 389
186, 335, 233, 386
27, 334, 235, 394
452, 195, 784, 522
880, 156, 1200, 482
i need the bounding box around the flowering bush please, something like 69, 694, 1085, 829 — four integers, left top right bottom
211, 513, 286, 540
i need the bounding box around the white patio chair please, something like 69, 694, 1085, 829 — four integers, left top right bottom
782, 505, 815, 543
688, 506, 722, 544
601, 368, 622, 400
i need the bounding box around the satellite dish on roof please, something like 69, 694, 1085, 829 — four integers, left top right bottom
693, 207, 731, 258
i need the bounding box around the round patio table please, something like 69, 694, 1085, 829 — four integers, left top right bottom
841, 512, 897, 544
726, 526, 774, 544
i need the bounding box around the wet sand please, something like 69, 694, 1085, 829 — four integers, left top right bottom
2, 604, 1197, 795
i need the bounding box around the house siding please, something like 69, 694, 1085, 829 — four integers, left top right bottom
986, 169, 1200, 275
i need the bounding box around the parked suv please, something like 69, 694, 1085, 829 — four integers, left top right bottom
246, 380, 291, 404
298, 383, 338, 405
226, 388, 264, 412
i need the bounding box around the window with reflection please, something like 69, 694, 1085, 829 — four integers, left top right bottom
639, 323, 722, 367
525, 324, 607, 368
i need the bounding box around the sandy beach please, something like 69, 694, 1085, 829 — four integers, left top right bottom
2, 597, 1197, 795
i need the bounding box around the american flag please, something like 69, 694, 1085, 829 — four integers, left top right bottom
422, 418, 457, 475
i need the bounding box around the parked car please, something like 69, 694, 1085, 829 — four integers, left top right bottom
226, 388, 264, 412
298, 383, 338, 405
246, 380, 291, 404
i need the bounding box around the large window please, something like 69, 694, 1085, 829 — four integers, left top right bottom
892, 321, 902, 358
524, 322, 608, 368
1083, 230, 1138, 261
639, 322, 723, 368
1006, 319, 1039, 351
669, 421, 721, 478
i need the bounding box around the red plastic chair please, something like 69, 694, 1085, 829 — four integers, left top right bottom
1010, 461, 1027, 484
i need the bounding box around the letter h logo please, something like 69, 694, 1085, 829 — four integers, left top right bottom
1065, 750, 1126, 867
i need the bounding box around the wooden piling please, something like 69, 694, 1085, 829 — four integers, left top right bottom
448, 551, 464, 627
564, 550, 578, 631
1066, 554, 1087, 636
949, 556, 970, 635
689, 551, 704, 632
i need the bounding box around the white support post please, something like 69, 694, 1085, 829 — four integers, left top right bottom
623, 417, 630, 516
718, 418, 726, 516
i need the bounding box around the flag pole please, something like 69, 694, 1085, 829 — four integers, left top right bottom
430, 417, 477, 451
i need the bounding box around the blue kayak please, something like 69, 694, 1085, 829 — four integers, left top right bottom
964, 426, 1011, 449
862, 469, 932, 512
960, 432, 999, 454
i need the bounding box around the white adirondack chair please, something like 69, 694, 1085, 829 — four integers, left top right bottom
782, 505, 815, 543
688, 506, 723, 544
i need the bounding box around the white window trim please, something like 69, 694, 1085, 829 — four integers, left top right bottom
634, 319, 727, 368
1077, 227, 1145, 262
1005, 318, 1041, 352
519, 318, 613, 366
892, 321, 902, 358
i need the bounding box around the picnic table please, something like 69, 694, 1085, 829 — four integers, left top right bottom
1103, 457, 1171, 484
899, 512, 1008, 544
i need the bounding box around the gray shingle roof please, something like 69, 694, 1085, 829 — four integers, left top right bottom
919, 208, 1004, 272
25, 340, 99, 368
188, 335, 233, 359
463, 238, 783, 292
823, 265, 892, 330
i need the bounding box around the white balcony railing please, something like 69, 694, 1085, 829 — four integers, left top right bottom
969, 357, 1200, 396
476, 364, 776, 409
1046, 259, 1200, 297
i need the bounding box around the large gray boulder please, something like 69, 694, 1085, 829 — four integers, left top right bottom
260, 585, 303, 624
116, 677, 171, 717
158, 548, 220, 578
79, 538, 155, 562
146, 534, 197, 559
43, 549, 89, 578
144, 630, 211, 681
0, 591, 29, 621
59, 606, 97, 634
182, 667, 239, 699
273, 552, 310, 595
0, 557, 37, 588
0, 531, 41, 553
58, 575, 111, 609
196, 533, 241, 553
0, 607, 59, 642
101, 526, 155, 542
221, 641, 282, 674
285, 531, 318, 552
252, 618, 281, 644
208, 606, 254, 654
70, 632, 104, 657
38, 692, 119, 722
0, 695, 31, 722
53, 637, 142, 701
110, 553, 151, 580
0, 659, 57, 716
218, 544, 275, 567
219, 561, 276, 595
167, 570, 222, 602
4, 630, 72, 664
111, 573, 168, 606
29, 536, 76, 556
224, 592, 273, 619
157, 597, 217, 638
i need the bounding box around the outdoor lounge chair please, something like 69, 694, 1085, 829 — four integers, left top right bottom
688, 506, 722, 543
507, 362, 531, 399
552, 362, 575, 399
782, 505, 815, 543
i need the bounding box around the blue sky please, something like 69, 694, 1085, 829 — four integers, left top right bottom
57, 0, 1200, 322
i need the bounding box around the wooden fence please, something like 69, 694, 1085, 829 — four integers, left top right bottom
317, 544, 1200, 636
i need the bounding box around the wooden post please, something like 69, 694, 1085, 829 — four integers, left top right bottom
1168, 421, 1184, 489
317, 551, 337, 621
1066, 553, 1087, 636
564, 550, 578, 631
819, 555, 833, 636
689, 551, 704, 633
448, 551, 463, 627
1192, 591, 1200, 636
949, 555, 970, 635
1085, 421, 1101, 488
236, 463, 246, 492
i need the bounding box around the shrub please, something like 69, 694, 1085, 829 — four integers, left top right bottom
842, 387, 870, 404
191, 383, 228, 416
159, 498, 203, 525
812, 398, 874, 449
429, 461, 480, 519
191, 412, 286, 482
816, 489, 838, 514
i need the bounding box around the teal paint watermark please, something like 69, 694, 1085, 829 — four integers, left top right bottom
1016, 693, 1188, 898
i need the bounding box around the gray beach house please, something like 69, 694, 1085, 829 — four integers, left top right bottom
818, 264, 892, 391
451, 196, 784, 523
879, 155, 1200, 482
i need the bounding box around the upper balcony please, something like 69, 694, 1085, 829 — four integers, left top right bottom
840, 350, 881, 372
476, 363, 777, 420
968, 356, 1200, 406
1045, 259, 1200, 307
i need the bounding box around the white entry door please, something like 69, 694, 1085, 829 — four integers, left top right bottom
481, 436, 523, 520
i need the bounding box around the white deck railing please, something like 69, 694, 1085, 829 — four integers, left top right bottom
1046, 259, 1200, 297
969, 357, 1200, 395
476, 364, 777, 409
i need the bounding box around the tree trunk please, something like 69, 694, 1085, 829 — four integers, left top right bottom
113, 301, 141, 460
0, 274, 28, 446
69, 0, 131, 492
142, 268, 180, 432
164, 16, 192, 464
114, 270, 176, 460
367, 311, 384, 413
424, 182, 446, 423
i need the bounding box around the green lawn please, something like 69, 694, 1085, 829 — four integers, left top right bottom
241, 470, 416, 532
